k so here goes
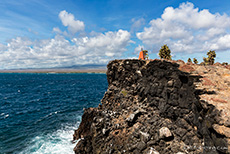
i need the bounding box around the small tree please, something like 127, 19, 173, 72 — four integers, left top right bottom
159, 44, 172, 60
187, 58, 192, 63
193, 58, 198, 64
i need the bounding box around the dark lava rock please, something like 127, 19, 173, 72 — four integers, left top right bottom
73, 59, 227, 154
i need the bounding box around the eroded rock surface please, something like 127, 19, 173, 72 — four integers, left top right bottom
73, 59, 230, 154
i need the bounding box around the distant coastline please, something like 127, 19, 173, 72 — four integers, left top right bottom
0, 68, 107, 74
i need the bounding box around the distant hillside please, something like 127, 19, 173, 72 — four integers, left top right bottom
58, 64, 107, 70
0, 64, 107, 73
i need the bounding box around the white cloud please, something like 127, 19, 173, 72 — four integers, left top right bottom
161, 3, 230, 29
137, 2, 230, 54
72, 29, 131, 57
52, 27, 62, 34
211, 34, 230, 50
0, 44, 6, 51
52, 27, 69, 37
0, 30, 131, 69
0, 10, 133, 69
134, 45, 144, 55
131, 18, 145, 32
59, 10, 85, 34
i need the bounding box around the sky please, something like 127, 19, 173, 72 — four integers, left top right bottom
0, 0, 230, 69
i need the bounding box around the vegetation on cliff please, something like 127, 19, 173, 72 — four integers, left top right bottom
187, 58, 192, 63
193, 58, 198, 64
202, 50, 216, 65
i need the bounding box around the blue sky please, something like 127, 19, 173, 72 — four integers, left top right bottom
0, 0, 230, 69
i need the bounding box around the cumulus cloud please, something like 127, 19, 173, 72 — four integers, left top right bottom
73, 29, 131, 57
134, 45, 145, 55
52, 27, 62, 34
59, 10, 85, 34
0, 30, 131, 69
131, 18, 145, 32
0, 9, 133, 69
137, 2, 230, 54
211, 34, 230, 50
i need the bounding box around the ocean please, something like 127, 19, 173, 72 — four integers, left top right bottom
0, 73, 107, 154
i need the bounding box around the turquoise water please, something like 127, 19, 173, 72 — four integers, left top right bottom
0, 73, 107, 154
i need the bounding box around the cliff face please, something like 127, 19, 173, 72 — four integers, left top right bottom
73, 59, 230, 154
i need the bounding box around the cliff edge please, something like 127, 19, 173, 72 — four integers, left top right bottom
73, 59, 230, 154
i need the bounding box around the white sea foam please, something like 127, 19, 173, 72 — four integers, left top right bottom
4, 114, 9, 118
1, 113, 9, 119
20, 124, 80, 154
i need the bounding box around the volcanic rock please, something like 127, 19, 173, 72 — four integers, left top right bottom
73, 59, 230, 154
159, 127, 172, 139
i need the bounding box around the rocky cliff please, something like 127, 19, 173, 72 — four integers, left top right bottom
73, 59, 230, 154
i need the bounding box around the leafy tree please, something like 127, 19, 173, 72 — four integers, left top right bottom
187, 58, 192, 63
193, 58, 198, 64
158, 44, 172, 60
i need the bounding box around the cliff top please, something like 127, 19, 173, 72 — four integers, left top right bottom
73, 59, 230, 154
177, 60, 230, 127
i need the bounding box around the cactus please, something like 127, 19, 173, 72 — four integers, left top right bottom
158, 44, 172, 60
222, 62, 228, 66
193, 58, 198, 64
207, 50, 216, 65
202, 50, 216, 65
203, 57, 209, 65
143, 50, 149, 60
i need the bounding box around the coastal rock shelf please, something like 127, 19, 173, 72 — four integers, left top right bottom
73, 59, 230, 154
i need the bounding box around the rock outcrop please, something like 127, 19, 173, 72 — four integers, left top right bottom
73, 59, 230, 154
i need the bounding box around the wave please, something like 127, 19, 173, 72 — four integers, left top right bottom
0, 113, 9, 119
19, 124, 80, 154
34, 111, 60, 124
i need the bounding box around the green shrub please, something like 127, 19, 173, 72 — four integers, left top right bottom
121, 90, 128, 96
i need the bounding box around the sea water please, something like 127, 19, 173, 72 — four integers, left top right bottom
0, 73, 107, 154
